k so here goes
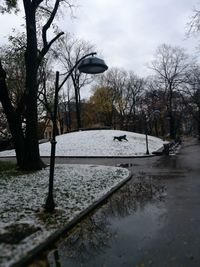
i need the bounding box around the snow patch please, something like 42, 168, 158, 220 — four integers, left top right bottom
0, 164, 129, 267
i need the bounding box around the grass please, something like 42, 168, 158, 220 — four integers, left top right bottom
0, 160, 36, 176
0, 161, 17, 172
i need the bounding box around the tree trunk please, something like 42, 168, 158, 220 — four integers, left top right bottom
74, 85, 81, 129
0, 62, 25, 167
198, 108, 200, 140
154, 119, 159, 137
169, 112, 175, 139
22, 3, 44, 170
169, 86, 175, 139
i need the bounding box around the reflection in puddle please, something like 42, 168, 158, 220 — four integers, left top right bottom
47, 177, 166, 267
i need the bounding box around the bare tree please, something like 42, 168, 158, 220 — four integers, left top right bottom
150, 44, 191, 139
187, 7, 200, 37
124, 71, 145, 131
95, 68, 145, 131
53, 33, 95, 129
181, 64, 200, 138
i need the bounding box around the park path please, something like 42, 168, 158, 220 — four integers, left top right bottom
27, 138, 200, 267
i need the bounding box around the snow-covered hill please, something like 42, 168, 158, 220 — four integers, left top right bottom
0, 130, 164, 157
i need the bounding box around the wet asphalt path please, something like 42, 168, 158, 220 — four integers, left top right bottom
3, 138, 199, 266
41, 138, 200, 267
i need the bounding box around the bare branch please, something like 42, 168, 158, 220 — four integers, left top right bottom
42, 0, 60, 47
39, 31, 64, 65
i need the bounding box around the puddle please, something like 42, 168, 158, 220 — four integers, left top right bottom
46, 179, 166, 267
47, 201, 166, 267
28, 141, 200, 267
116, 163, 134, 168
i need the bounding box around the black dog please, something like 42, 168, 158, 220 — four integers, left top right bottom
113, 135, 128, 141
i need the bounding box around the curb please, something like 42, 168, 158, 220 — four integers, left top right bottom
10, 172, 132, 267
0, 153, 160, 160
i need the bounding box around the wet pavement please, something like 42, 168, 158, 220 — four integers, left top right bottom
21, 139, 200, 266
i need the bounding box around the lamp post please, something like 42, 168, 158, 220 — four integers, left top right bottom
45, 52, 108, 212
144, 114, 149, 155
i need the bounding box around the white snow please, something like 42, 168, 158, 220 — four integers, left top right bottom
0, 130, 165, 266
0, 164, 129, 267
0, 130, 164, 157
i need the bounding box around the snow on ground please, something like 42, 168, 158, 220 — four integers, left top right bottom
0, 130, 164, 157
0, 130, 164, 266
0, 164, 129, 267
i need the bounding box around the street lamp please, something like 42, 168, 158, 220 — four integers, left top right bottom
45, 52, 108, 212
144, 114, 149, 155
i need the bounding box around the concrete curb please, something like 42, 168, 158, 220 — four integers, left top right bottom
11, 172, 132, 267
0, 153, 160, 159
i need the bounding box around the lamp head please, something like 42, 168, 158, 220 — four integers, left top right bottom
78, 56, 108, 74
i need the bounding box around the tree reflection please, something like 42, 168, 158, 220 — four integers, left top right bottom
48, 175, 165, 266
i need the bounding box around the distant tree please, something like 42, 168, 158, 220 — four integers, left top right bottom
187, 7, 200, 37
53, 33, 95, 129
102, 68, 127, 129
150, 44, 191, 139
89, 87, 114, 126
95, 68, 145, 131
181, 64, 200, 138
124, 71, 145, 131
139, 78, 162, 137
0, 33, 26, 113
95, 68, 120, 128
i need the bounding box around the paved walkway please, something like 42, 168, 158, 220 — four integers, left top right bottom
3, 138, 200, 267
43, 138, 200, 267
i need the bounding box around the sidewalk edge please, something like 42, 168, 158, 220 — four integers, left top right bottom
11, 172, 132, 267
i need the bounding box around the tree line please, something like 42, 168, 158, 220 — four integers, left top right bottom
60, 44, 200, 142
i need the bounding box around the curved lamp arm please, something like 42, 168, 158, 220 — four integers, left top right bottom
58, 52, 97, 91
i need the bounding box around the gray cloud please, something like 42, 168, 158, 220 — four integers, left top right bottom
64, 0, 200, 76
0, 0, 199, 78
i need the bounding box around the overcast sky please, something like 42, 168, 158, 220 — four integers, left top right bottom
0, 0, 200, 90
62, 0, 200, 76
